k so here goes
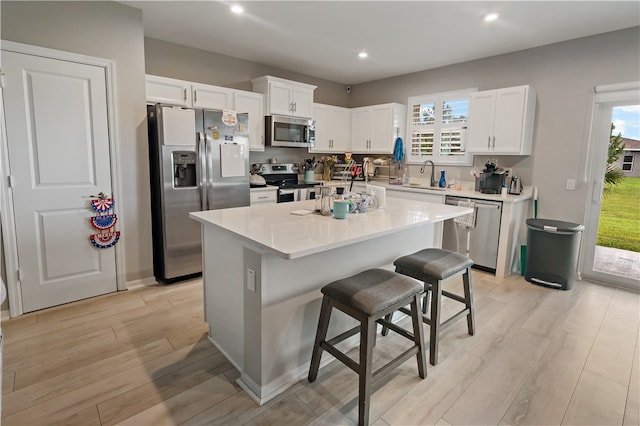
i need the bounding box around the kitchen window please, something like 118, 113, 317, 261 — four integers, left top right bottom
406, 89, 476, 165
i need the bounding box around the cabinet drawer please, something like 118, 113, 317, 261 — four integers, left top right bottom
250, 190, 277, 204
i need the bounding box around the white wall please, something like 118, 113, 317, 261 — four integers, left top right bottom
349, 27, 640, 224
1, 1, 153, 284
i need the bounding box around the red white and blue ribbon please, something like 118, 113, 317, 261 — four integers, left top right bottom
89, 194, 120, 249
90, 231, 120, 249
90, 214, 117, 231
90, 197, 114, 213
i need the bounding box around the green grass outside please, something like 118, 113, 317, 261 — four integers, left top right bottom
597, 176, 640, 252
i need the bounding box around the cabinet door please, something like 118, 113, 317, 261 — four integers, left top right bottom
292, 87, 314, 118
351, 107, 370, 152
192, 84, 233, 110
369, 105, 394, 153
146, 75, 191, 106
492, 87, 527, 154
310, 104, 331, 152
268, 81, 294, 115
234, 91, 264, 151
329, 106, 351, 151
467, 91, 497, 153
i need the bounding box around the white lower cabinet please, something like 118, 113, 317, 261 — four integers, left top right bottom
386, 188, 444, 247
250, 188, 277, 205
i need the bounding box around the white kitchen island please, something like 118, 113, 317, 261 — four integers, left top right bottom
190, 198, 471, 405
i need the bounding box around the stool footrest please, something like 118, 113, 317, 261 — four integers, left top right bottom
320, 341, 359, 373
440, 308, 471, 329
372, 346, 420, 382
442, 290, 466, 304
376, 317, 414, 341
325, 325, 360, 347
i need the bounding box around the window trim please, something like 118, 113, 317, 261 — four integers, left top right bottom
405, 88, 477, 166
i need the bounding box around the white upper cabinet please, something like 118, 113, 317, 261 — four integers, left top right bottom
192, 83, 233, 109
145, 75, 266, 151
350, 103, 406, 154
146, 75, 192, 107
467, 85, 536, 155
251, 75, 316, 118
234, 91, 265, 152
310, 103, 351, 153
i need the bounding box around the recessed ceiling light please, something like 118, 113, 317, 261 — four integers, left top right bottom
484, 13, 499, 22
358, 51, 368, 59
230, 5, 244, 14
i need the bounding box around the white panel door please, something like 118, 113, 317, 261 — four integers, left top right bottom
3, 51, 117, 312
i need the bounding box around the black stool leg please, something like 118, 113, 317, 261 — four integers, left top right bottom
429, 279, 442, 365
308, 296, 332, 382
358, 315, 375, 426
463, 267, 475, 335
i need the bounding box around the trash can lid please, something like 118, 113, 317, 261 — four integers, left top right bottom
526, 218, 585, 233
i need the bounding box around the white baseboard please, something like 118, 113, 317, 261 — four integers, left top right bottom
125, 276, 158, 290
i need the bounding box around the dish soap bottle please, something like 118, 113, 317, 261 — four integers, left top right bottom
438, 170, 447, 188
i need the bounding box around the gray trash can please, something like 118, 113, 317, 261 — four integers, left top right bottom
525, 218, 585, 290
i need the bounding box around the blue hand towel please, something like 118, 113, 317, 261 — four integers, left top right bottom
393, 137, 404, 162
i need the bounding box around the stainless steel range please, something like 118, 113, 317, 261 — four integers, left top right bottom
253, 163, 318, 202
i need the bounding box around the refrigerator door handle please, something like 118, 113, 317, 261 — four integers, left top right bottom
197, 132, 207, 211
205, 133, 215, 211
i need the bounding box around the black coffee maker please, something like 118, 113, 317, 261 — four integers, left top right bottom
475, 160, 508, 194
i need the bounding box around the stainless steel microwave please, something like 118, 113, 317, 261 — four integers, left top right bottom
265, 115, 315, 148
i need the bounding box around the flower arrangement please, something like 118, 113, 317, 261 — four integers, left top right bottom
321, 155, 338, 180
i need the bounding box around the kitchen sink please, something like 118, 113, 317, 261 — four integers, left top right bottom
407, 183, 447, 191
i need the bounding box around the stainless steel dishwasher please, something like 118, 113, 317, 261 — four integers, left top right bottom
443, 196, 502, 273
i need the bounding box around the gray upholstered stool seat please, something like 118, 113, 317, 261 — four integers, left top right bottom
384, 248, 475, 366
308, 268, 427, 426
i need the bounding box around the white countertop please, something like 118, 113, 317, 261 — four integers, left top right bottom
190, 199, 472, 259
359, 180, 534, 203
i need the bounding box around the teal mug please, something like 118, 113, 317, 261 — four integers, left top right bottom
333, 200, 350, 219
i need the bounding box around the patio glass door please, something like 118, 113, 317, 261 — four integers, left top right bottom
581, 82, 639, 291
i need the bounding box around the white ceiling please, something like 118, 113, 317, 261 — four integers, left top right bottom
121, 1, 640, 85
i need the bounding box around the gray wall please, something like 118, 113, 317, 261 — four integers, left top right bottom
144, 37, 350, 107
349, 27, 640, 224
1, 1, 152, 284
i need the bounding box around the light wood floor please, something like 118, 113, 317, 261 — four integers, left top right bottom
2, 271, 639, 425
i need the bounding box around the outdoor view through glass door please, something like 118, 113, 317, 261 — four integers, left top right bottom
592, 105, 640, 283
583, 83, 639, 291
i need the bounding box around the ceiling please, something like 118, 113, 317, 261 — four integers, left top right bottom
121, 1, 640, 85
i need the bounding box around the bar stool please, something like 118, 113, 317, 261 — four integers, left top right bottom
308, 268, 427, 426
384, 248, 475, 366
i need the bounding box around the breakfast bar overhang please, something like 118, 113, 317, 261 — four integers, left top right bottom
190, 198, 472, 405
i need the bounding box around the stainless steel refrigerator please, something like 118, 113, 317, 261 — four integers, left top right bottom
147, 104, 250, 283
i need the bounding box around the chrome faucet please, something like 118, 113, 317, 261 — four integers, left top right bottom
420, 160, 436, 187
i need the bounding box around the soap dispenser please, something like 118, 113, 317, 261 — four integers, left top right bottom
438, 170, 447, 188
